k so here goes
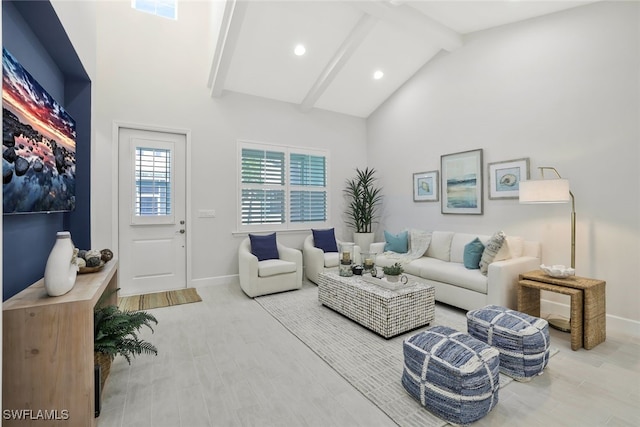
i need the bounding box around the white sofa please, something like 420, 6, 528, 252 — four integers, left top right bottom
303, 235, 361, 284
371, 231, 541, 311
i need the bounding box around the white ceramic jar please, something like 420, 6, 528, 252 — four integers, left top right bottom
44, 231, 78, 296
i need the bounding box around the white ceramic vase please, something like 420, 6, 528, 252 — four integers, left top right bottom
44, 231, 78, 297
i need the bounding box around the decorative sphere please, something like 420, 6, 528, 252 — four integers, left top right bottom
77, 258, 86, 268
78, 250, 87, 260
86, 249, 101, 260
100, 248, 114, 262
86, 257, 101, 267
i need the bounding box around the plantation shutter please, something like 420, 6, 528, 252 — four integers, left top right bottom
135, 147, 172, 217
240, 148, 286, 225
290, 153, 327, 223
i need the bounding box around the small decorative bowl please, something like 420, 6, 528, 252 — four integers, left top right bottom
540, 264, 575, 278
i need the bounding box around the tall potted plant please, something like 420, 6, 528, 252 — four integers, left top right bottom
94, 290, 158, 390
344, 167, 383, 252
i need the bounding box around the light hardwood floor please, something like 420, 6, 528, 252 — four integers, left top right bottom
98, 282, 640, 427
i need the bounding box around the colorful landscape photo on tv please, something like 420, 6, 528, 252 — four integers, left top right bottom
2, 47, 76, 214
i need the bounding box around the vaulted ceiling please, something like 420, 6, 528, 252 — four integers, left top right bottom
208, 1, 596, 118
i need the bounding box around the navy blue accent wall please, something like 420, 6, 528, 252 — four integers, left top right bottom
2, 0, 91, 300
65, 80, 91, 250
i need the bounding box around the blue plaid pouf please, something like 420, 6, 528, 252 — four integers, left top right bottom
467, 305, 550, 382
402, 326, 500, 425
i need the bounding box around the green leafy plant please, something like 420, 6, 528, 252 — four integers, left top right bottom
94, 290, 158, 364
344, 167, 383, 233
382, 262, 404, 276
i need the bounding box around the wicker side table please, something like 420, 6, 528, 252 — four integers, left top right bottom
518, 270, 606, 350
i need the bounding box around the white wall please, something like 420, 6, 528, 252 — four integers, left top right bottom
51, 0, 97, 80
367, 1, 640, 327
93, 1, 367, 285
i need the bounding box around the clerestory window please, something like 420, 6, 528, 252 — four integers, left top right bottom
132, 0, 177, 20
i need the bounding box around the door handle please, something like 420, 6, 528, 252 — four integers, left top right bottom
179, 229, 185, 234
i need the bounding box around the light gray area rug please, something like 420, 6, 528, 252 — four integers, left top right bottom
256, 284, 557, 427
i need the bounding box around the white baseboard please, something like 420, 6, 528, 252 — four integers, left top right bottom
541, 299, 640, 338
190, 274, 238, 288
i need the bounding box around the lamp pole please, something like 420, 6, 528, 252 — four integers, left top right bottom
539, 167, 575, 269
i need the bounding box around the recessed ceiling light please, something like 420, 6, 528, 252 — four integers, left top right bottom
373, 70, 384, 80
294, 44, 306, 56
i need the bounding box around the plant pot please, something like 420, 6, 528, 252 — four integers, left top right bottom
353, 232, 375, 253
386, 274, 399, 283
94, 352, 112, 392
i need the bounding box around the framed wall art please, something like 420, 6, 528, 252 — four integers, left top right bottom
413, 170, 439, 202
441, 149, 483, 214
487, 158, 530, 200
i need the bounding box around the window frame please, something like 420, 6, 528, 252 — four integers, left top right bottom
237, 140, 330, 233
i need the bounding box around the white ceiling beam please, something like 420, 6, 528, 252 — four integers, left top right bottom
208, 0, 248, 98
300, 13, 378, 113
350, 1, 462, 52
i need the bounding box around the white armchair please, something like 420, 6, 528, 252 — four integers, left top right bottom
303, 234, 360, 284
238, 237, 302, 298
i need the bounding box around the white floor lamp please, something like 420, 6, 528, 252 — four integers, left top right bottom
519, 166, 575, 331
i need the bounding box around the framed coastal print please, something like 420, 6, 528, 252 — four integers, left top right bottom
487, 158, 530, 200
413, 170, 439, 202
441, 149, 483, 214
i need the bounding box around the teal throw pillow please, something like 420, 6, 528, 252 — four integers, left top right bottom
384, 230, 408, 253
463, 237, 485, 269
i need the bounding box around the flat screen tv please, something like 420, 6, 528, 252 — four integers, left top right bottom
2, 47, 76, 214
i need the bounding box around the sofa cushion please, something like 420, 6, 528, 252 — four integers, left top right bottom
324, 252, 339, 268
414, 258, 488, 294
384, 230, 408, 253
312, 228, 338, 253
464, 238, 485, 269
493, 240, 511, 262
450, 233, 490, 264
402, 259, 422, 276
257, 259, 297, 277
249, 233, 279, 261
480, 231, 506, 275
507, 236, 524, 258
425, 231, 455, 261
496, 235, 524, 259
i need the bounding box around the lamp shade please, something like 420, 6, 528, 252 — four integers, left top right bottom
519, 179, 570, 203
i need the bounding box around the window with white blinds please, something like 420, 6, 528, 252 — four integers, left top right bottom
134, 147, 172, 221
239, 142, 329, 231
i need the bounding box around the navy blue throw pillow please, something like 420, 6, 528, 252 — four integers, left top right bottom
249, 233, 279, 261
312, 228, 338, 252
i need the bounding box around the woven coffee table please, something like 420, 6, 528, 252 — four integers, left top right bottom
317, 272, 435, 338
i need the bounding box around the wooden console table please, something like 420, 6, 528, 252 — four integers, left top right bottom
3, 260, 118, 426
518, 270, 605, 351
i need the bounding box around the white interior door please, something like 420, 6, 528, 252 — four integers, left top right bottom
118, 127, 186, 296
